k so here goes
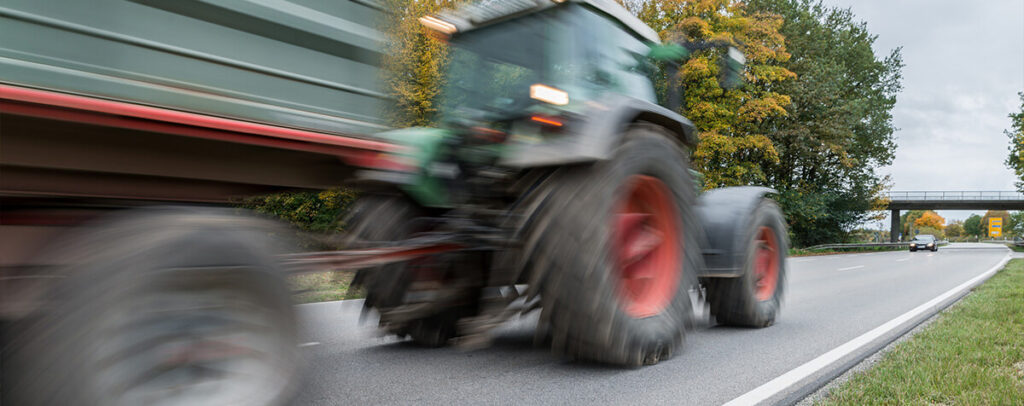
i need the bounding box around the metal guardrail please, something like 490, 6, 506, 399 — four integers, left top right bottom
804, 241, 953, 250
887, 191, 1024, 201
805, 242, 910, 250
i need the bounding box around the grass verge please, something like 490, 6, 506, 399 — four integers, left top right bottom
1006, 244, 1024, 253
789, 246, 906, 257
290, 271, 365, 304
817, 259, 1024, 405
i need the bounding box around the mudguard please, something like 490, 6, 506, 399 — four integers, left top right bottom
499, 96, 697, 167
353, 127, 455, 208
696, 186, 778, 277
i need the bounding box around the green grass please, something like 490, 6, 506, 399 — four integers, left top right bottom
1006, 244, 1024, 253
817, 259, 1024, 405
289, 271, 364, 304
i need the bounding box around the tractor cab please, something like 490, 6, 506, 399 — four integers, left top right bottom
427, 1, 660, 140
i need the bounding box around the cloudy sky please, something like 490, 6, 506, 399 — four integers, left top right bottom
820, 0, 1024, 227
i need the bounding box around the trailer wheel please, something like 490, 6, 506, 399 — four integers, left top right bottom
5, 208, 299, 406
346, 196, 478, 347
530, 125, 699, 367
707, 200, 787, 327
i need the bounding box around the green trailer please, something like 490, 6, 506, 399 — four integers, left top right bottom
1, 1, 394, 404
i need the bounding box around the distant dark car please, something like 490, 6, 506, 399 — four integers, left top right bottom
909, 234, 938, 252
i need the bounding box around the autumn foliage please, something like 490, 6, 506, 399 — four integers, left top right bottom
380, 0, 465, 127
914, 211, 945, 230
631, 0, 796, 188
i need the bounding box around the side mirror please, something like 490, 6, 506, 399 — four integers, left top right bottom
718, 46, 746, 89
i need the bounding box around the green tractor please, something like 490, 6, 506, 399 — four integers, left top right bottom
348, 0, 787, 366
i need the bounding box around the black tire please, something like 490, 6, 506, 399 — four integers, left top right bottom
346, 196, 478, 347
706, 200, 787, 327
529, 125, 699, 367
4, 208, 300, 406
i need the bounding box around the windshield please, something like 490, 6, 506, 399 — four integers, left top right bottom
443, 8, 576, 122
913, 235, 934, 242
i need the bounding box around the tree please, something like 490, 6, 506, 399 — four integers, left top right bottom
381, 0, 465, 127
631, 0, 795, 189
744, 0, 902, 247
899, 210, 926, 240
914, 226, 943, 240
1007, 211, 1024, 238
914, 211, 945, 230
963, 214, 983, 238
945, 220, 963, 238
1004, 92, 1024, 191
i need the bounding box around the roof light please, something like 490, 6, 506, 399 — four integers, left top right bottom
419, 15, 457, 35
530, 84, 569, 106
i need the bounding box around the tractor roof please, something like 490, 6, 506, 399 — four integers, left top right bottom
436, 0, 661, 44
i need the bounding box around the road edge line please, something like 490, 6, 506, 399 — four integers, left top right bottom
723, 251, 1012, 406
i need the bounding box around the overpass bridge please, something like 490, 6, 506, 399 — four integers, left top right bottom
887, 191, 1024, 242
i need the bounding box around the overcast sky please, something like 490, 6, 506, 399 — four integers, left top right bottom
820, 0, 1024, 227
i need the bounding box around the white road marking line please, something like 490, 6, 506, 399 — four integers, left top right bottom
298, 342, 321, 348
895, 257, 911, 262
837, 265, 864, 271
723, 253, 1012, 406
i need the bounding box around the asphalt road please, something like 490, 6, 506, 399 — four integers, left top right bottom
290, 243, 1011, 405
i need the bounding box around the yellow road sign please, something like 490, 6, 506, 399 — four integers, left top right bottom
989, 218, 1003, 237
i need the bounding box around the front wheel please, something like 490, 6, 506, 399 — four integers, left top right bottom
706, 200, 788, 327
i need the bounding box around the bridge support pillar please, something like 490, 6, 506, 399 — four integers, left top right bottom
890, 209, 900, 242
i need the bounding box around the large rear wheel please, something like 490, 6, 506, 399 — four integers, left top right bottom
530, 125, 699, 367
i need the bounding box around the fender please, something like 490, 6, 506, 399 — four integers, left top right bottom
351, 127, 455, 208
696, 186, 777, 278
499, 96, 697, 168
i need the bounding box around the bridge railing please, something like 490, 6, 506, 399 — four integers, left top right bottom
887, 191, 1024, 201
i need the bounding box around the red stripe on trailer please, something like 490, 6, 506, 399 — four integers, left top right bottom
0, 100, 380, 160
0, 84, 397, 154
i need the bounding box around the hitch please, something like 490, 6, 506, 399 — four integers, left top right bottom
279, 238, 466, 274
279, 217, 511, 274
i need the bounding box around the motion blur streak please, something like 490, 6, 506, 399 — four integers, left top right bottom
2, 208, 300, 405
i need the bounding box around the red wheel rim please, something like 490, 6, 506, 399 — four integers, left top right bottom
754, 226, 780, 301
613, 175, 682, 318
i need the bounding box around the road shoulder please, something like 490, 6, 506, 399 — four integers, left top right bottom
809, 258, 1024, 405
